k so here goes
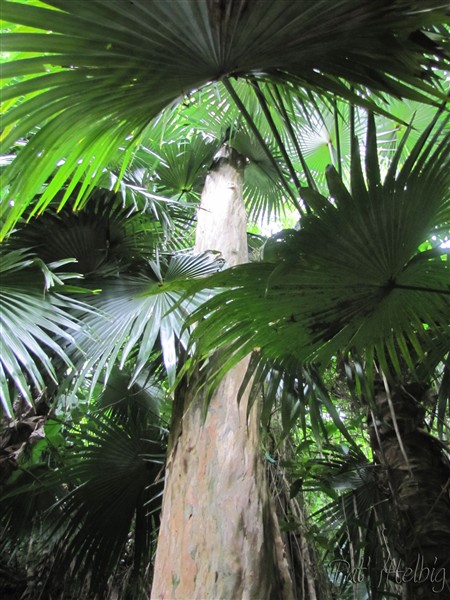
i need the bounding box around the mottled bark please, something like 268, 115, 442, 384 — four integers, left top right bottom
370, 381, 450, 599
151, 147, 294, 599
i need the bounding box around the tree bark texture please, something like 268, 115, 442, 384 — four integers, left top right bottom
370, 381, 450, 599
151, 147, 294, 599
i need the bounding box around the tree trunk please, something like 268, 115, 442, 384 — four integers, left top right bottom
369, 380, 450, 599
151, 147, 294, 599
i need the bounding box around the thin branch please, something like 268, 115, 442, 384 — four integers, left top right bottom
381, 372, 413, 478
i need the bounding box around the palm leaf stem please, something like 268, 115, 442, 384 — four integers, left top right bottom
391, 283, 450, 295
333, 97, 343, 178
251, 81, 307, 214
270, 84, 318, 193
222, 78, 302, 214
349, 89, 355, 145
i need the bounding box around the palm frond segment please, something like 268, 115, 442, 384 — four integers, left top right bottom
9, 187, 162, 275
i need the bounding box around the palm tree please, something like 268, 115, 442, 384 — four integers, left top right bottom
190, 113, 450, 597
1, 1, 450, 598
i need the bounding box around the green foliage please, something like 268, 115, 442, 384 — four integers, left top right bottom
188, 114, 450, 387
1, 5, 450, 598
0, 370, 167, 599
2, 192, 225, 408
2, 0, 449, 236
71, 251, 224, 390
9, 187, 163, 274
0, 249, 81, 417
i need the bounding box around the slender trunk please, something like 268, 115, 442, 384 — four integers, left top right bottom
268, 461, 332, 600
151, 147, 294, 599
369, 380, 450, 599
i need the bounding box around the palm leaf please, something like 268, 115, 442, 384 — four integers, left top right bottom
9, 187, 163, 275
308, 448, 391, 599
233, 125, 289, 222
73, 252, 224, 390
0, 249, 81, 417
240, 354, 363, 449
5, 193, 223, 400
153, 133, 217, 199
46, 383, 166, 598
142, 87, 296, 222
0, 367, 167, 598
188, 115, 450, 381
2, 0, 449, 237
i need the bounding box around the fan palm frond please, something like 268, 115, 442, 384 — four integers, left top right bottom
47, 404, 165, 598
312, 464, 389, 598
73, 252, 224, 390
240, 354, 364, 452
9, 187, 162, 275
143, 87, 297, 223
0, 367, 167, 599
2, 0, 449, 237
188, 114, 450, 383
0, 249, 82, 417
153, 133, 217, 200
286, 442, 392, 598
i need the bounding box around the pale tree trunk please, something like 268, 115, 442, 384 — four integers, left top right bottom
151, 147, 294, 599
